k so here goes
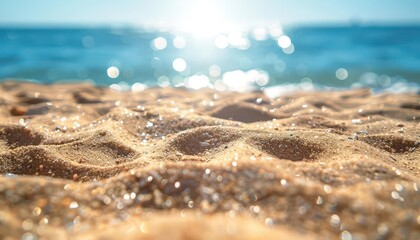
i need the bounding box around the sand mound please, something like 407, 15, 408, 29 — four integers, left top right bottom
0, 81, 419, 239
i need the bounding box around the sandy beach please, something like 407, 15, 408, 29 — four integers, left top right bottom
0, 81, 419, 239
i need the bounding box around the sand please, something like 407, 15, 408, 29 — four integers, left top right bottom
0, 80, 419, 239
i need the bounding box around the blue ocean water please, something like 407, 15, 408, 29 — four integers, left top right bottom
0, 26, 419, 93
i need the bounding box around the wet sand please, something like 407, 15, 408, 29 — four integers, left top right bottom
0, 81, 419, 239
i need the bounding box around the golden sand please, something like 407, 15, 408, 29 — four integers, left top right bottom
0, 81, 419, 239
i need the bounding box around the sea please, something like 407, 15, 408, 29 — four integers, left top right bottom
0, 25, 419, 94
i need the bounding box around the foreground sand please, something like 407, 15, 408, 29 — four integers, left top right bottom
0, 81, 419, 239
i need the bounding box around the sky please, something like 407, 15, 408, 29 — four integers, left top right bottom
1, 0, 419, 30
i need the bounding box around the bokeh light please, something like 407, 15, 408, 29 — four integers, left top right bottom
282, 44, 295, 54
269, 25, 284, 38
252, 27, 268, 41
277, 35, 292, 49
131, 82, 146, 92
300, 77, 314, 90
157, 76, 170, 87
172, 58, 187, 72
186, 74, 210, 89
107, 66, 120, 78
81, 35, 95, 48
256, 72, 269, 86
228, 32, 250, 49
336, 68, 349, 80
152, 37, 167, 50
209, 65, 221, 77
109, 83, 122, 91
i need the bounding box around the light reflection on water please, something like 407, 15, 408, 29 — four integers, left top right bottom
0, 26, 419, 93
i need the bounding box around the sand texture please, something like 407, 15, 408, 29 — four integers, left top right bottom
0, 81, 419, 239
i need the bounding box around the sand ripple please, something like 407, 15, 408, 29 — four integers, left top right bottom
0, 81, 419, 239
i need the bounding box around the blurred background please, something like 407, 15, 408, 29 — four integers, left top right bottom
1, 0, 419, 93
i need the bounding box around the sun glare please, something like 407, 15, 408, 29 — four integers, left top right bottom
180, 1, 224, 37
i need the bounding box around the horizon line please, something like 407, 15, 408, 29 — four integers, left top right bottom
1, 20, 420, 31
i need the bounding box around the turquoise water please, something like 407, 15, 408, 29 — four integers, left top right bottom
0, 25, 419, 93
